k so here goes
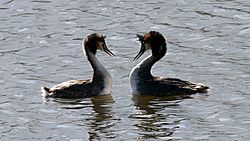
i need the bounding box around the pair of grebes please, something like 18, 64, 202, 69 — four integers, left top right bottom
42, 31, 209, 98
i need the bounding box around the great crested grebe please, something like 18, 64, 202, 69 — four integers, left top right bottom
129, 31, 209, 96
41, 33, 114, 98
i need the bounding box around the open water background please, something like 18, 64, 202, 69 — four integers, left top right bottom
0, 0, 250, 140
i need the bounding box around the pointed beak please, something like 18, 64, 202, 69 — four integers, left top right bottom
136, 34, 144, 40
103, 43, 115, 57
133, 34, 146, 61
133, 43, 146, 61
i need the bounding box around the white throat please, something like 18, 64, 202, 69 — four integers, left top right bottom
129, 55, 155, 94
88, 52, 112, 95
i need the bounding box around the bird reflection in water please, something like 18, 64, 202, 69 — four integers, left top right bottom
87, 94, 117, 140
51, 94, 117, 140
130, 95, 191, 140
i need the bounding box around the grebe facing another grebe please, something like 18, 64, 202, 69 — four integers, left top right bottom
41, 33, 114, 98
129, 31, 209, 96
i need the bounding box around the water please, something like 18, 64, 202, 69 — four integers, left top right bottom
0, 0, 250, 140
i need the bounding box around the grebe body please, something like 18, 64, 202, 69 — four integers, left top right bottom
129, 31, 209, 96
41, 33, 114, 98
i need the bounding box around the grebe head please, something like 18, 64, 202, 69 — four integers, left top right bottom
134, 31, 167, 60
84, 33, 114, 56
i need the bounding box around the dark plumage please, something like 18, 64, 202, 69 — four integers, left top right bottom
41, 33, 114, 98
129, 31, 209, 96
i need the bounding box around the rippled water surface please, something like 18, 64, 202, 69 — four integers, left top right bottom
1, 0, 250, 140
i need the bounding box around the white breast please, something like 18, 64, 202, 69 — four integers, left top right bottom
100, 73, 112, 95
129, 66, 140, 94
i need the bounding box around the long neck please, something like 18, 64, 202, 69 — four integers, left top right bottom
84, 48, 111, 83
131, 55, 159, 80
130, 43, 166, 80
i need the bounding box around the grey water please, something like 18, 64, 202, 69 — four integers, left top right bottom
0, 0, 250, 140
